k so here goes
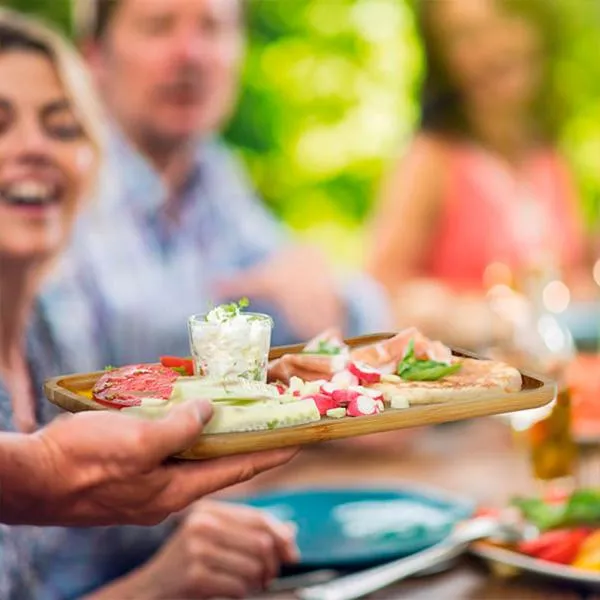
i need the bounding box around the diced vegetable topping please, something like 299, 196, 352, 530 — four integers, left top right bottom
331, 370, 360, 388
302, 379, 328, 396
288, 376, 305, 395
350, 386, 384, 402
349, 361, 382, 384
331, 388, 361, 406
326, 408, 346, 419
320, 382, 339, 396
347, 395, 381, 417
389, 394, 410, 409
304, 393, 338, 416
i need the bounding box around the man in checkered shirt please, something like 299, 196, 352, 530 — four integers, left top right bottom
42, 0, 392, 372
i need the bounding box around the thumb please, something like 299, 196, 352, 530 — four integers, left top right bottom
144, 400, 213, 463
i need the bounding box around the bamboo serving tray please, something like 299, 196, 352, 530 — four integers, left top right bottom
44, 333, 556, 459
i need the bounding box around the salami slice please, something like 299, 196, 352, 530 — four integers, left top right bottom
92, 364, 178, 408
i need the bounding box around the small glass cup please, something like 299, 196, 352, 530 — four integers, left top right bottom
188, 312, 273, 382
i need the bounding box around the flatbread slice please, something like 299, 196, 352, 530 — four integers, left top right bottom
374, 357, 522, 407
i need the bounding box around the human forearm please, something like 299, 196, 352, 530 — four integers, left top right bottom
0, 432, 48, 524
81, 565, 161, 600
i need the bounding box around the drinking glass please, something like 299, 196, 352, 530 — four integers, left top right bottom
188, 312, 273, 382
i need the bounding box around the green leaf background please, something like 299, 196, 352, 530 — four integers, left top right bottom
6, 0, 600, 266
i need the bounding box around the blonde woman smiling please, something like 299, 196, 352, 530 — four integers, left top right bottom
0, 10, 297, 599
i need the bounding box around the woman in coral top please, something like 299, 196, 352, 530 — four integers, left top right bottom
367, 0, 590, 348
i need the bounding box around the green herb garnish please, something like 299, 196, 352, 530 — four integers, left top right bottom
221, 297, 250, 314
303, 340, 342, 356
395, 340, 461, 381
512, 489, 600, 531
205, 297, 251, 322
267, 419, 279, 430
104, 365, 117, 372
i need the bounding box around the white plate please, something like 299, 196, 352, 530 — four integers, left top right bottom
471, 542, 600, 590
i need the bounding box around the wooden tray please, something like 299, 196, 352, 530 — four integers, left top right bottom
44, 333, 556, 459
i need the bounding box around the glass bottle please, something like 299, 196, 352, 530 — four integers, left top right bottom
488, 254, 578, 490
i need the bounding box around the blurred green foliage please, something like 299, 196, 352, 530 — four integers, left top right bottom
4, 0, 71, 31
7, 0, 600, 266
225, 0, 422, 265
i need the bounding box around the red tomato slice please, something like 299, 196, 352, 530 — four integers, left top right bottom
93, 364, 179, 408
160, 356, 195, 376
518, 528, 591, 564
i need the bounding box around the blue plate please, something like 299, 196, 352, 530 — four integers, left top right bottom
232, 486, 475, 568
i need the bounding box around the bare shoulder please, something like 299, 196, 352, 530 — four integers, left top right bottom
544, 146, 574, 177
394, 133, 452, 186
410, 132, 452, 157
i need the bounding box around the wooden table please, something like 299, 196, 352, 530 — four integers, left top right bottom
220, 417, 600, 600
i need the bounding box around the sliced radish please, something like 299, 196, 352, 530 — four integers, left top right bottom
304, 393, 337, 416
275, 384, 287, 395
331, 352, 350, 373
369, 390, 385, 403
375, 400, 384, 411
348, 361, 382, 384
331, 388, 361, 407
346, 395, 381, 417
320, 382, 339, 396
350, 386, 384, 402
331, 370, 360, 388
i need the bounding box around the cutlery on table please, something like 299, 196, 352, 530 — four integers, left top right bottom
295, 516, 534, 600
269, 570, 340, 593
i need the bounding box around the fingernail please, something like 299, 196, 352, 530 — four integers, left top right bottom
283, 521, 298, 537
193, 400, 213, 424
268, 517, 297, 540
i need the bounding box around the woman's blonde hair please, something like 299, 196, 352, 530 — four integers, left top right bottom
0, 8, 106, 160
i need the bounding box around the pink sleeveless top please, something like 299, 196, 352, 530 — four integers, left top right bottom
423, 143, 584, 291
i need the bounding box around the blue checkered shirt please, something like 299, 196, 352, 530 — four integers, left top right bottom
0, 307, 176, 600
41, 128, 392, 372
